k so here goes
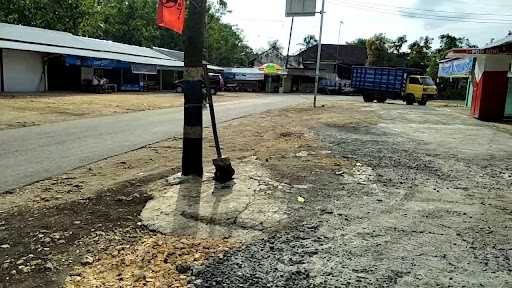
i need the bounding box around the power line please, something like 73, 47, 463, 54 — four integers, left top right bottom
327, 0, 512, 24
336, 0, 512, 18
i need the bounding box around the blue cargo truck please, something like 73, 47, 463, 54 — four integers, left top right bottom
351, 66, 437, 105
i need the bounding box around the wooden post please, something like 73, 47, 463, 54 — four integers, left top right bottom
182, 0, 207, 177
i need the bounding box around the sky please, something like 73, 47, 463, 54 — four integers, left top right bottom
222, 0, 512, 54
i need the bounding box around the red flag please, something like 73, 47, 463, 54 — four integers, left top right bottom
156, 0, 186, 34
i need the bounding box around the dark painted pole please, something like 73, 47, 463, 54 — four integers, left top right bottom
182, 0, 207, 177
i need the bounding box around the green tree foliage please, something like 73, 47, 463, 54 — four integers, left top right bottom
407, 36, 433, 70
366, 34, 406, 67
346, 38, 367, 49
390, 35, 407, 54
267, 40, 284, 53
0, 0, 253, 66
0, 0, 94, 35
206, 13, 255, 66
366, 33, 391, 66
299, 34, 318, 50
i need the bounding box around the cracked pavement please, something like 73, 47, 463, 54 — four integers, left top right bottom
192, 101, 512, 287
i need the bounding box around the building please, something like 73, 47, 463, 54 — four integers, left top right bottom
250, 48, 286, 68
0, 23, 184, 93
448, 35, 512, 121
283, 44, 367, 93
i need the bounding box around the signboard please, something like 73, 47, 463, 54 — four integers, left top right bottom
235, 73, 264, 81
448, 47, 512, 57
438, 58, 474, 78
286, 0, 316, 17
131, 64, 158, 75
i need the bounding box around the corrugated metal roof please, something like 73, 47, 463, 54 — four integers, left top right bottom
153, 47, 184, 61
0, 23, 183, 67
483, 34, 512, 49
0, 40, 182, 67
153, 47, 224, 70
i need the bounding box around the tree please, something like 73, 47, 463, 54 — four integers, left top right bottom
407, 36, 433, 70
267, 40, 284, 53
0, 0, 95, 35
390, 35, 407, 54
346, 38, 367, 49
366, 33, 392, 66
206, 12, 255, 66
299, 34, 318, 50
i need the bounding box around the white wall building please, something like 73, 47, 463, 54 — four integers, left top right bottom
1, 49, 45, 92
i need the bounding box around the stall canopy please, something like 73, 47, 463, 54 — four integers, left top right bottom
438, 57, 474, 78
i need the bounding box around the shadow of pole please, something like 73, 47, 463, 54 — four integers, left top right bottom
173, 177, 203, 238
208, 181, 235, 238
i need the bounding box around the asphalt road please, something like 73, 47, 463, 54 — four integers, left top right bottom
0, 95, 307, 193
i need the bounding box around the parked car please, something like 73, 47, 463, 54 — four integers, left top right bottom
174, 73, 224, 95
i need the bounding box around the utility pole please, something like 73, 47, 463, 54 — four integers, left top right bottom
335, 21, 343, 78
285, 17, 295, 69
182, 0, 207, 177
313, 0, 326, 108
281, 17, 294, 93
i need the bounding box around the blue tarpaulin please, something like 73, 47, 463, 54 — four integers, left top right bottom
438, 58, 474, 78
65, 55, 130, 69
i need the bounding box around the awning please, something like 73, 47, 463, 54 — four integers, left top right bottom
0, 40, 183, 68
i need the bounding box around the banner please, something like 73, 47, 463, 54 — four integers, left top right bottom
132, 64, 158, 75
438, 58, 474, 78
156, 0, 186, 34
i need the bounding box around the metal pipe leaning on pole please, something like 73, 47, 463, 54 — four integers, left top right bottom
203, 65, 235, 183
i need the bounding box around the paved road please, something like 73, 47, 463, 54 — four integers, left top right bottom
0, 95, 308, 193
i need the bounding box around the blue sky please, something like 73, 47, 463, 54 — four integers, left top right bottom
222, 0, 512, 53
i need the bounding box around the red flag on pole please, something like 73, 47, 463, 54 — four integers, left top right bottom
156, 0, 186, 34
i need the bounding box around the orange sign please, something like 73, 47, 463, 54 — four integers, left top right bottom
156, 0, 186, 34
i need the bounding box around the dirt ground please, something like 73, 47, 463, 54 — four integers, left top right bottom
0, 92, 252, 130
1, 97, 511, 287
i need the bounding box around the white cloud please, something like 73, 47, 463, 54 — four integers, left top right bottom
222, 0, 512, 52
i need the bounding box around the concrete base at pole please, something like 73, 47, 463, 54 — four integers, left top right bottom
140, 158, 290, 242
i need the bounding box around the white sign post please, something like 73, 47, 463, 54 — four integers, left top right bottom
286, 0, 325, 108
286, 0, 316, 17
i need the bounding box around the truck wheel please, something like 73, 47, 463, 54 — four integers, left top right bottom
405, 94, 415, 105
363, 94, 374, 103
418, 99, 427, 106
376, 97, 387, 103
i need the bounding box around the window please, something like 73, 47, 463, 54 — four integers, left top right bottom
408, 77, 421, 85
420, 76, 435, 86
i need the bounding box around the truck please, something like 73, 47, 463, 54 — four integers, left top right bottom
351, 66, 438, 105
